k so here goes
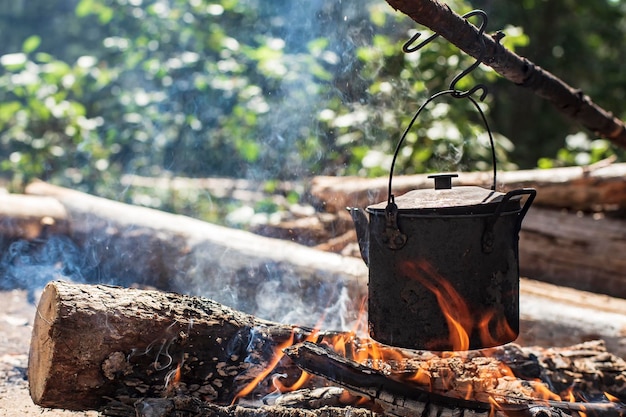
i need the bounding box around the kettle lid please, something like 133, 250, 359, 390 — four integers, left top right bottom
366, 173, 520, 215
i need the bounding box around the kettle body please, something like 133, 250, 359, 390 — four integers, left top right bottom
350, 176, 535, 351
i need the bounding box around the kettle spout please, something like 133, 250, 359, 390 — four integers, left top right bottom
347, 207, 369, 266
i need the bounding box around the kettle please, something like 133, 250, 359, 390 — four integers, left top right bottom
348, 93, 536, 351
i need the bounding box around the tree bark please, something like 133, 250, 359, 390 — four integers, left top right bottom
384, 0, 626, 148
28, 280, 322, 410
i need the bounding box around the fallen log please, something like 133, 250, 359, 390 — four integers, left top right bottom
0, 194, 69, 240
310, 163, 626, 214
24, 180, 369, 329
30, 282, 626, 413
309, 166, 626, 298
520, 207, 626, 297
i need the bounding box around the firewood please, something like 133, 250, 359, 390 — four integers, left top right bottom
28, 280, 325, 410
284, 342, 626, 417
30, 281, 626, 414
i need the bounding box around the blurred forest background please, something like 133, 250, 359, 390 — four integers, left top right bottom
1, 0, 625, 224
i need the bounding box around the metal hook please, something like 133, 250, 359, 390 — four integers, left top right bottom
402, 9, 490, 101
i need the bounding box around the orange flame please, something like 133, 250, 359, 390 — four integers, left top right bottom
231, 331, 296, 404
400, 260, 519, 351
230, 261, 600, 408
401, 260, 472, 350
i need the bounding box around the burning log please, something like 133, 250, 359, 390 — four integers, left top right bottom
284, 342, 626, 417
30, 281, 626, 415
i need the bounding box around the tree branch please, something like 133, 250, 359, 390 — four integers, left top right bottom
385, 0, 626, 148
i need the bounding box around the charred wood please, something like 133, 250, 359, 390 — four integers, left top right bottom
103, 395, 379, 417
284, 342, 626, 417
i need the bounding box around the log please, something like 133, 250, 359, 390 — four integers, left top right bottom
285, 342, 626, 417
383, 0, 626, 148
309, 166, 626, 298
0, 194, 69, 240
28, 280, 323, 410
24, 181, 369, 330
310, 163, 626, 214
520, 207, 626, 297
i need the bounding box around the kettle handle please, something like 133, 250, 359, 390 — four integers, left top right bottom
482, 188, 537, 253
386, 89, 497, 206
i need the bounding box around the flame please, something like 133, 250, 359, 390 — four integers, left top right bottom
164, 361, 183, 396
478, 310, 517, 349
531, 380, 561, 402
231, 330, 296, 404
401, 260, 472, 350
605, 392, 620, 402
230, 261, 607, 409
400, 260, 519, 351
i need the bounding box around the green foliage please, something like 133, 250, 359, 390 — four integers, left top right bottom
537, 132, 622, 169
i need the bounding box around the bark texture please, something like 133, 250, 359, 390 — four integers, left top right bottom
29, 281, 319, 410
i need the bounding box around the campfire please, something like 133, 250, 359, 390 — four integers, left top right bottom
28, 281, 626, 417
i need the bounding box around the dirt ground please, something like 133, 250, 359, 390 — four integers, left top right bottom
0, 289, 100, 417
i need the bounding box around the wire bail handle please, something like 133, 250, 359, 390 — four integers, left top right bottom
387, 9, 497, 208
383, 10, 497, 249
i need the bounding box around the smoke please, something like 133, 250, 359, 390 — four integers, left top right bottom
0, 235, 89, 302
